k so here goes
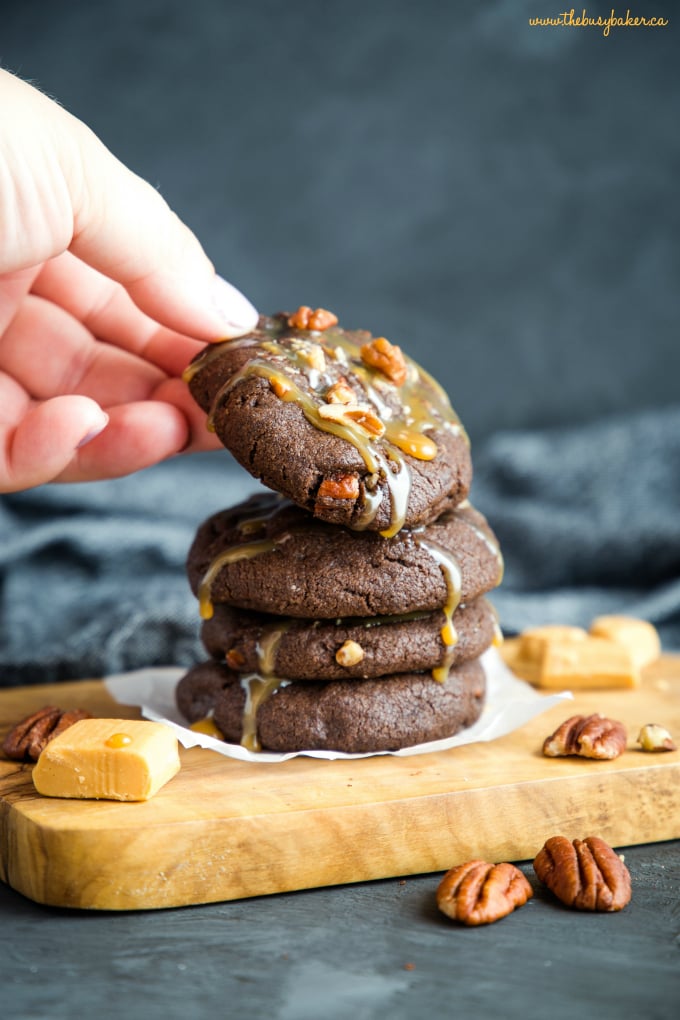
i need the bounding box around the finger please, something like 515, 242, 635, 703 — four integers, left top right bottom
0, 294, 166, 406
0, 265, 43, 334
69, 137, 259, 341
0, 395, 109, 492
152, 377, 223, 455
0, 70, 258, 341
54, 400, 190, 483
32, 252, 207, 377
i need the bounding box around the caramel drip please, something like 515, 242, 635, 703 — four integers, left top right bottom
105, 733, 132, 748
208, 360, 378, 472
363, 448, 412, 538
182, 337, 260, 383
256, 620, 291, 675
415, 537, 462, 683
198, 539, 277, 620
239, 674, 288, 753
239, 620, 292, 752
189, 717, 223, 738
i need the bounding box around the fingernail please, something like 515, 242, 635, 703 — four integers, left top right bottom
211, 275, 259, 338
76, 413, 109, 448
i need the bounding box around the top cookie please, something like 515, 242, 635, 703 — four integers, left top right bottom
184, 309, 472, 536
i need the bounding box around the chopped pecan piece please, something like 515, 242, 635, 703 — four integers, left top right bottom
325, 378, 356, 404
533, 835, 632, 911
3, 705, 92, 762
335, 640, 365, 667
317, 475, 360, 501
436, 860, 533, 926
226, 648, 247, 670
269, 375, 294, 399
298, 343, 326, 372
317, 401, 386, 437
360, 337, 408, 386
637, 723, 676, 752
542, 713, 627, 760
288, 306, 338, 331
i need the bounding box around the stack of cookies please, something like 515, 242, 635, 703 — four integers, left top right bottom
176, 308, 503, 754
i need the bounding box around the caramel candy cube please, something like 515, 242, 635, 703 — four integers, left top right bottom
589, 615, 661, 670
503, 626, 587, 684
519, 625, 588, 662
32, 719, 180, 802
538, 636, 640, 690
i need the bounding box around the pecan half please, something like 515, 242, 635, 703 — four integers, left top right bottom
288, 306, 338, 331
360, 337, 408, 386
542, 713, 627, 760
436, 860, 533, 926
3, 706, 92, 762
533, 835, 632, 912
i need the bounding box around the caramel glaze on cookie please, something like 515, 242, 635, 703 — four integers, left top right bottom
184, 313, 472, 537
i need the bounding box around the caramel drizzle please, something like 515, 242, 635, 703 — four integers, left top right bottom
415, 537, 462, 683
198, 539, 277, 620
198, 495, 285, 620
239, 673, 287, 753
198, 321, 465, 539
239, 621, 291, 752
182, 336, 261, 383
326, 331, 465, 447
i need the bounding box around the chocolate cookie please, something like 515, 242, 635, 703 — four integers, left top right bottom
187, 493, 503, 621
175, 661, 234, 724
201, 597, 498, 681
184, 311, 472, 536
177, 658, 486, 753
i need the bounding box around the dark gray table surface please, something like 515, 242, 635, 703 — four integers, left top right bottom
2, 839, 679, 1019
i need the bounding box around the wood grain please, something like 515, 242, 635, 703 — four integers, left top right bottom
1, 659, 679, 911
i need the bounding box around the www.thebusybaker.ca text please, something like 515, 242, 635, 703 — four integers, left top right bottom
528, 8, 669, 36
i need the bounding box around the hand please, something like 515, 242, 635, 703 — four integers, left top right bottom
0, 69, 258, 492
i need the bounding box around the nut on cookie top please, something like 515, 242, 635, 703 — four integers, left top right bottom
184, 307, 470, 536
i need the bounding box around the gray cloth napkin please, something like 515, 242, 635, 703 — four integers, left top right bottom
0, 454, 258, 685
472, 404, 680, 648
1, 406, 679, 686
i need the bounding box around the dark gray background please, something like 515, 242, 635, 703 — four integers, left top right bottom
1, 16, 679, 1018
1, 0, 679, 681
2, 0, 677, 444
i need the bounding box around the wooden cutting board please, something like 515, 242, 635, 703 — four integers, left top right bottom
1, 659, 679, 911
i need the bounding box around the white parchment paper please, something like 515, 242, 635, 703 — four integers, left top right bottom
104, 648, 572, 763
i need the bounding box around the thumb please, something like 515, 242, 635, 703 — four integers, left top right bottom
0, 70, 258, 341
